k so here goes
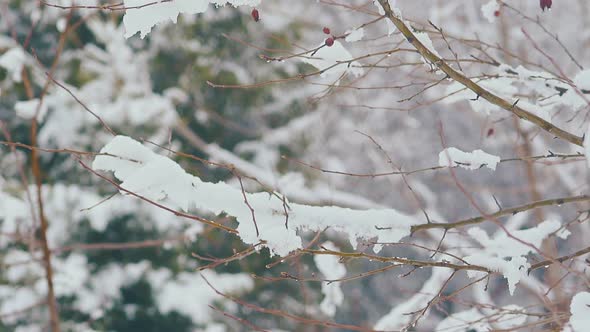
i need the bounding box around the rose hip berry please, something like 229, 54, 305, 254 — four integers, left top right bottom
323, 27, 331, 34
325, 37, 334, 47
251, 8, 260, 22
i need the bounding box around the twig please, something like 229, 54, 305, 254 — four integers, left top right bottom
411, 194, 590, 233
376, 0, 583, 146
529, 245, 590, 273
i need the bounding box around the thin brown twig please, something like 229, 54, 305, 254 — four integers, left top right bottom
376, 0, 583, 146
54, 236, 186, 253
39, 0, 173, 11
411, 194, 590, 233
301, 248, 491, 273
201, 275, 388, 332
284, 152, 583, 179
25, 8, 76, 329
208, 305, 269, 332
193, 242, 264, 271
529, 245, 590, 273
45, 74, 116, 136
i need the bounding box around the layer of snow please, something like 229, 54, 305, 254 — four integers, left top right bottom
301, 40, 364, 79
93, 136, 421, 256
0, 47, 27, 82
562, 69, 590, 110
436, 308, 487, 332
314, 242, 346, 316
464, 219, 565, 295
414, 31, 441, 59
444, 77, 519, 115
14, 99, 48, 121
585, 122, 590, 169
565, 292, 590, 332
438, 147, 500, 171
373, 0, 398, 35
345, 28, 365, 42
156, 270, 253, 323
375, 268, 453, 330
481, 1, 500, 23
123, 0, 261, 38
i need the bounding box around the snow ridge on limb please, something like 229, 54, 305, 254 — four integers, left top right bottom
123, 0, 261, 39
464, 219, 567, 295
93, 136, 420, 256
438, 147, 500, 171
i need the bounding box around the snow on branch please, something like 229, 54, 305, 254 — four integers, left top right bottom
372, 0, 398, 35
464, 219, 568, 295
301, 41, 364, 79
438, 147, 500, 171
314, 242, 346, 317
565, 292, 590, 332
481, 1, 501, 23
92, 136, 420, 256
375, 0, 584, 146
123, 0, 261, 39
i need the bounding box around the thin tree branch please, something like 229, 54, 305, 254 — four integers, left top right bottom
529, 246, 590, 273
411, 194, 590, 233
376, 0, 583, 146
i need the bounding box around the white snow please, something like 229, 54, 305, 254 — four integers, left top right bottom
0, 47, 27, 82
123, 0, 261, 38
155, 270, 253, 323
561, 69, 590, 110
3, 251, 43, 283
375, 268, 453, 330
565, 292, 590, 332
435, 308, 488, 332
438, 147, 500, 171
301, 40, 364, 79
0, 287, 39, 324
481, 1, 500, 23
444, 77, 519, 115
14, 99, 48, 121
372, 0, 398, 35
414, 31, 441, 59
584, 119, 590, 169
345, 28, 364, 43
435, 305, 526, 332
314, 242, 346, 316
464, 219, 565, 295
93, 136, 420, 256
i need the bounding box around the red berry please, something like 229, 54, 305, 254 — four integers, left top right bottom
540, 0, 552, 11
494, 10, 500, 17
486, 128, 495, 137
325, 37, 334, 47
323, 27, 331, 34
251, 8, 260, 22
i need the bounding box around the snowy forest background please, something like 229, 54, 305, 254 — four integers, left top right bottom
2, 0, 590, 331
